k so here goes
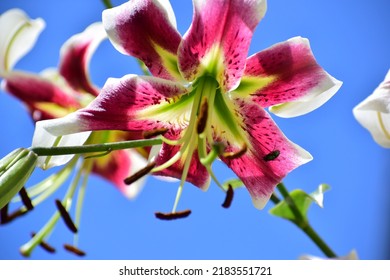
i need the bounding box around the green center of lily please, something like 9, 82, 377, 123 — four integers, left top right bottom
139, 75, 247, 214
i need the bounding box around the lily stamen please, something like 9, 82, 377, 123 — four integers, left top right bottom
63, 243, 86, 257
196, 97, 209, 134
221, 184, 234, 209
0, 204, 27, 224
155, 209, 192, 220
19, 187, 34, 211
55, 199, 78, 233
223, 143, 247, 160
31, 232, 56, 253
124, 162, 156, 185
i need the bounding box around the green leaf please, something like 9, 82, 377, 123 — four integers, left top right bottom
269, 184, 330, 222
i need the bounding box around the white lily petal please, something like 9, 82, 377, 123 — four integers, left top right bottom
32, 119, 91, 169
299, 250, 359, 260
0, 9, 45, 74
353, 69, 390, 148
270, 74, 342, 118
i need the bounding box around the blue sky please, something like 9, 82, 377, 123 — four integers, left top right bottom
0, 0, 389, 260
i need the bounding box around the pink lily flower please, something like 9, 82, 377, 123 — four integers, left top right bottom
0, 9, 147, 198
33, 0, 342, 209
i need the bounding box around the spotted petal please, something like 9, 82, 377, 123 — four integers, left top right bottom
353, 69, 390, 147
0, 9, 45, 74
59, 22, 107, 96
234, 37, 342, 117
103, 0, 182, 81
217, 97, 312, 209
31, 74, 190, 144
1, 70, 81, 121
178, 0, 266, 92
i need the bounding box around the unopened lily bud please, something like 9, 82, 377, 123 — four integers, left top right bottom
0, 148, 38, 209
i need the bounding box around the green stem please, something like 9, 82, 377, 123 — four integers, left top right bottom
300, 222, 337, 258
276, 182, 305, 223
270, 193, 281, 204
101, 0, 113, 9
31, 138, 163, 157
276, 182, 337, 258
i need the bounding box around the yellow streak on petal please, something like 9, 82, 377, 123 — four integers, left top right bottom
233, 75, 276, 97
33, 102, 75, 118
152, 41, 182, 81
377, 111, 390, 141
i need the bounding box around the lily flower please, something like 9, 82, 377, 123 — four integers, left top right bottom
33, 0, 341, 210
0, 9, 147, 198
353, 69, 390, 148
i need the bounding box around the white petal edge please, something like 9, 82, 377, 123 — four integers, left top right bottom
353, 69, 390, 148
0, 9, 45, 74
270, 74, 342, 118
32, 117, 91, 169
299, 250, 359, 260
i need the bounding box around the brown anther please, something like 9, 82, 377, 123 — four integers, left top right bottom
143, 128, 169, 139
263, 150, 280, 161
31, 232, 56, 253
55, 199, 78, 233
19, 187, 34, 211
63, 244, 86, 257
0, 204, 9, 224
222, 184, 234, 209
5, 209, 27, 223
124, 162, 156, 185
155, 209, 192, 220
1, 204, 27, 225
223, 143, 247, 160
196, 98, 209, 134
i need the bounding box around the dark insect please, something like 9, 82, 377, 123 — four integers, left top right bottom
263, 150, 280, 161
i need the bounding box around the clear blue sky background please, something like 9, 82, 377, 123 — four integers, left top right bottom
0, 0, 389, 260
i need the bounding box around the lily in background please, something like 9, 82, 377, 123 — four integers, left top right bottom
0, 9, 147, 198
32, 0, 342, 214
0, 9, 147, 256
353, 69, 390, 148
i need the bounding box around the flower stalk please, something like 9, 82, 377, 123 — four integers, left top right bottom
275, 182, 337, 258
31, 138, 163, 157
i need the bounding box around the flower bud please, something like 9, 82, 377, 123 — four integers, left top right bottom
0, 148, 38, 209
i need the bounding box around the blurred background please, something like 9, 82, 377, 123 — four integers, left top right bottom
0, 0, 389, 260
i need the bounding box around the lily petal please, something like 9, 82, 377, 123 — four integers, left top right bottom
0, 9, 45, 74
178, 0, 266, 91
234, 37, 342, 117
353, 69, 390, 147
219, 97, 312, 209
59, 22, 107, 96
1, 70, 81, 121
30, 75, 190, 138
32, 120, 91, 169
102, 0, 182, 80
